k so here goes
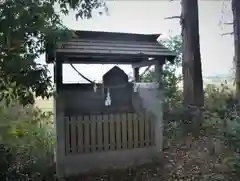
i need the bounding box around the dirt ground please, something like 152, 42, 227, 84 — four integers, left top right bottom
61, 136, 233, 181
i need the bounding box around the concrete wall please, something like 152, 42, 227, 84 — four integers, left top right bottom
61, 147, 160, 176
132, 83, 164, 151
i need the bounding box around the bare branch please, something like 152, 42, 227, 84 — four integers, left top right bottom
221, 32, 234, 36
165, 16, 181, 20
224, 22, 234, 25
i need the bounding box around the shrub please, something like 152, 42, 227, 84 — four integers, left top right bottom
0, 100, 55, 181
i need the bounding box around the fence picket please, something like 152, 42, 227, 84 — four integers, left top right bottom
144, 113, 150, 146
121, 113, 127, 149
97, 115, 103, 151
64, 112, 155, 154
116, 114, 122, 149
70, 116, 77, 154
109, 114, 116, 150
127, 113, 133, 149
90, 115, 97, 152
133, 113, 139, 148
139, 114, 145, 147
83, 115, 90, 153
77, 116, 83, 153
103, 114, 110, 151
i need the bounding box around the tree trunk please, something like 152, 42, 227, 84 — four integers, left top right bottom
181, 0, 204, 134
232, 0, 240, 102
181, 0, 203, 107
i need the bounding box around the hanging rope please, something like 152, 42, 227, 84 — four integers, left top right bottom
70, 64, 95, 84
140, 65, 152, 76
70, 63, 142, 89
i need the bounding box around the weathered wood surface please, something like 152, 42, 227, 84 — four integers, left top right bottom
65, 113, 154, 155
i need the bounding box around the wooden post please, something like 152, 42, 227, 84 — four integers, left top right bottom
133, 67, 140, 82
54, 59, 63, 92
153, 61, 164, 151
54, 59, 65, 177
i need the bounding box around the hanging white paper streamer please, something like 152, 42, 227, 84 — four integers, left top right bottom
105, 88, 111, 106
93, 83, 97, 92
133, 82, 138, 92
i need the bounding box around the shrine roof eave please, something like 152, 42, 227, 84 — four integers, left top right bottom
50, 52, 176, 65
45, 30, 177, 64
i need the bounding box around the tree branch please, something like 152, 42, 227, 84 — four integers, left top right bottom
165, 16, 181, 20
221, 32, 234, 36
224, 22, 234, 25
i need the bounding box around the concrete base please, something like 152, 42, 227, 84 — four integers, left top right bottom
57, 147, 162, 177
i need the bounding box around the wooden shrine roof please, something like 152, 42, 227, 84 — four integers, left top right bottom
46, 30, 177, 64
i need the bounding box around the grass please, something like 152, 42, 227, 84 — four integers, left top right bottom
35, 97, 53, 112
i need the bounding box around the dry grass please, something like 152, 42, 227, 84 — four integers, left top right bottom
35, 97, 53, 112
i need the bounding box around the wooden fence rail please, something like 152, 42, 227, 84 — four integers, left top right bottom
65, 113, 155, 155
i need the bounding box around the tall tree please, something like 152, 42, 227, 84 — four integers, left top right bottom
0, 0, 105, 105
181, 0, 204, 134
181, 0, 204, 108
232, 0, 240, 102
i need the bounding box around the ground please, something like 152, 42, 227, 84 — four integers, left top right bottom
54, 136, 231, 181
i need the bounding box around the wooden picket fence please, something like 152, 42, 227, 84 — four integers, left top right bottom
64, 113, 155, 155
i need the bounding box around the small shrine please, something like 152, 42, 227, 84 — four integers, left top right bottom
46, 30, 176, 176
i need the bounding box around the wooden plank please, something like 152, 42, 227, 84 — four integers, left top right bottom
65, 117, 70, 155
121, 113, 127, 149
144, 113, 150, 146
58, 46, 171, 55
133, 113, 139, 148
83, 115, 90, 153
103, 114, 110, 151
109, 114, 116, 150
115, 114, 122, 150
59, 39, 166, 48
77, 116, 83, 153
70, 116, 77, 154
97, 115, 103, 151
127, 113, 133, 149
139, 114, 145, 148
132, 60, 157, 68
57, 48, 172, 57
90, 115, 97, 152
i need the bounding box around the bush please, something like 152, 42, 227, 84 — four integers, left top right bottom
0, 100, 55, 181
164, 80, 240, 179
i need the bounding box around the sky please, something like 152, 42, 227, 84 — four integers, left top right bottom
37, 0, 234, 83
